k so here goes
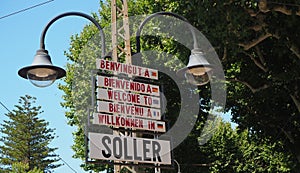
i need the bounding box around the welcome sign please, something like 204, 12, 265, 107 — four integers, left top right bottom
89, 59, 171, 165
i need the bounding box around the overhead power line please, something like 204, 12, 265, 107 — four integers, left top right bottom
0, 0, 54, 20
53, 151, 78, 173
0, 101, 11, 113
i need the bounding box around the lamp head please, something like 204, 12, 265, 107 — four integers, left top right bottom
18, 49, 66, 87
177, 49, 212, 86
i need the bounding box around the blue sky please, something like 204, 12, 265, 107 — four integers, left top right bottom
0, 0, 101, 172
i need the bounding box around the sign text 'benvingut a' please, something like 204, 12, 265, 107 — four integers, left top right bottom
93, 113, 166, 132
89, 133, 171, 164
91, 59, 172, 165
96, 59, 158, 80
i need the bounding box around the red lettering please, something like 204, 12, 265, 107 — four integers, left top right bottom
115, 63, 120, 71
98, 114, 105, 124
100, 59, 105, 69
123, 64, 127, 73
132, 66, 137, 75
131, 118, 135, 127
144, 69, 149, 77
120, 117, 125, 126
148, 121, 155, 129
138, 67, 142, 75
107, 90, 113, 99
147, 109, 152, 117
109, 103, 113, 112
105, 60, 110, 70
104, 77, 109, 87
126, 118, 130, 127
115, 116, 120, 126
146, 85, 152, 93
139, 119, 143, 128
128, 65, 132, 74
119, 104, 124, 114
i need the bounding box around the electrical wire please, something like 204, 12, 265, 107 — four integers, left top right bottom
52, 151, 78, 173
1, 1, 79, 172
0, 100, 78, 173
0, 101, 11, 113
0, 0, 54, 20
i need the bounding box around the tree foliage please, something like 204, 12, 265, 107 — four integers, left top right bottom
11, 162, 43, 173
202, 121, 295, 172
0, 95, 60, 172
59, 0, 300, 172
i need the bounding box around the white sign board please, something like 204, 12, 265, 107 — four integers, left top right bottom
97, 88, 161, 108
93, 113, 166, 132
89, 133, 171, 164
96, 59, 158, 80
97, 101, 161, 120
97, 76, 160, 97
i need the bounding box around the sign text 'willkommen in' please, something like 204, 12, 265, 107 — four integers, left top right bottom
93, 113, 166, 132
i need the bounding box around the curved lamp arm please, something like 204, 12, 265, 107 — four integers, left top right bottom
18, 12, 106, 87
135, 11, 212, 86
135, 11, 199, 53
174, 159, 181, 173
40, 11, 106, 57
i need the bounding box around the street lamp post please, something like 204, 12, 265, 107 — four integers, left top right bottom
135, 11, 212, 173
18, 11, 213, 87
173, 160, 181, 173
135, 11, 212, 86
17, 10, 214, 173
18, 12, 106, 88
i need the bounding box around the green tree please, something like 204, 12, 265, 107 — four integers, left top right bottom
202, 121, 295, 173
59, 0, 299, 172
0, 95, 60, 172
134, 0, 300, 169
11, 162, 43, 173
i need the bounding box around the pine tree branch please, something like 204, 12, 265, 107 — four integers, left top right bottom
239, 33, 272, 50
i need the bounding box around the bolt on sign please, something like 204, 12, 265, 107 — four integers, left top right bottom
89, 133, 172, 165
88, 59, 171, 165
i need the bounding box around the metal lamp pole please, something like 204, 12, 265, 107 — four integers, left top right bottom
136, 11, 212, 86
18, 12, 106, 88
